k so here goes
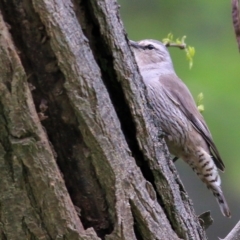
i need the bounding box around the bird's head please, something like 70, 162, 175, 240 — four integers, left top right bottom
130, 39, 174, 71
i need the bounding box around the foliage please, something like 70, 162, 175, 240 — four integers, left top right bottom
162, 33, 195, 69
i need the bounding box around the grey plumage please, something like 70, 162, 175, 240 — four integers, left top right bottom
130, 39, 231, 217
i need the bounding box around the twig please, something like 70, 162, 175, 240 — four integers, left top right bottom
222, 220, 240, 240
165, 42, 186, 50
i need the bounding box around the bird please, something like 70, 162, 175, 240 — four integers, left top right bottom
130, 39, 231, 218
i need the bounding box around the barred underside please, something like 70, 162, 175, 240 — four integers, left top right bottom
132, 39, 230, 217
195, 149, 230, 217
146, 79, 231, 217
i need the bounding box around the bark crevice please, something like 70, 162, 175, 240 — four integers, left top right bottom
0, 0, 207, 239
74, 2, 166, 218
0, 0, 114, 237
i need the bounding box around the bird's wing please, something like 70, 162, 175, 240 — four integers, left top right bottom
160, 74, 225, 171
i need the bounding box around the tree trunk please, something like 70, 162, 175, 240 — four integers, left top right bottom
0, 0, 206, 239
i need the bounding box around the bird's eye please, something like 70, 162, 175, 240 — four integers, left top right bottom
146, 44, 155, 50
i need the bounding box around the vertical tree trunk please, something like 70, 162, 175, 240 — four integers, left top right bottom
0, 0, 206, 239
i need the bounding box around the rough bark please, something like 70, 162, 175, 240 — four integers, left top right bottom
0, 0, 206, 239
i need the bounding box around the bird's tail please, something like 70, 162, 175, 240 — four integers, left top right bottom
193, 148, 231, 217
211, 185, 231, 218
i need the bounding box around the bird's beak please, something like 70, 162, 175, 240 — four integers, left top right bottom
129, 40, 140, 49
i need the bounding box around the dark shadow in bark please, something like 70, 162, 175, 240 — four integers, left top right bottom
0, 0, 113, 237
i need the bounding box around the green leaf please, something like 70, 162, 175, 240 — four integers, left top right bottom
198, 105, 205, 113
162, 33, 174, 44
162, 33, 195, 69
185, 46, 195, 69
196, 93, 204, 113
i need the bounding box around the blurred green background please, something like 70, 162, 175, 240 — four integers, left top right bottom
118, 0, 240, 239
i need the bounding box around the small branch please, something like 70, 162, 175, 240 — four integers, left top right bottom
222, 220, 240, 240
198, 211, 213, 230
165, 42, 186, 50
